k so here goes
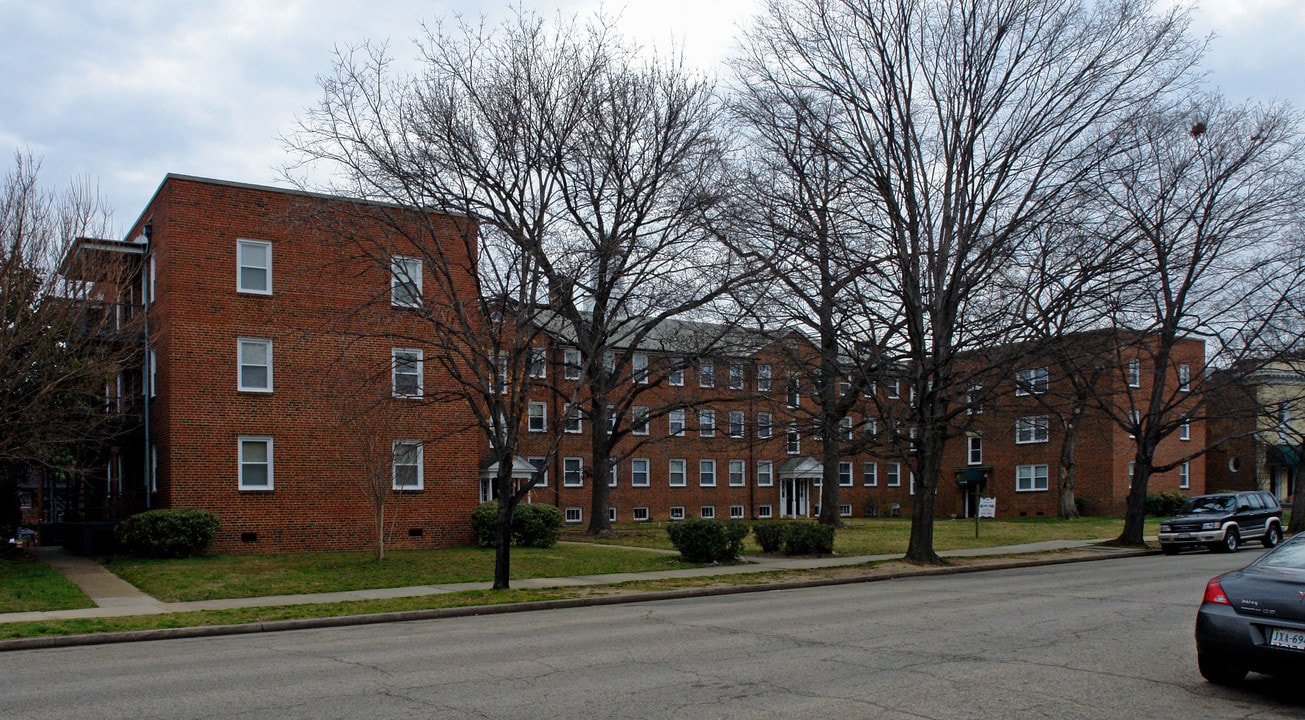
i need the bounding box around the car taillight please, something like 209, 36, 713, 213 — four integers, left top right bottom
1203, 577, 1231, 606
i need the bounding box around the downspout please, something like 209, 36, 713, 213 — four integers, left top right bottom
142, 223, 152, 509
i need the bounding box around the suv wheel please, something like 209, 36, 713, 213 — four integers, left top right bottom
1263, 524, 1283, 549
1198, 652, 1247, 686
1212, 528, 1239, 554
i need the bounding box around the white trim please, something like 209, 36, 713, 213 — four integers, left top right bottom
729, 459, 746, 487
669, 505, 686, 520
669, 458, 687, 487
238, 338, 273, 393
757, 459, 773, 487
1016, 463, 1049, 492
390, 255, 423, 308
392, 348, 423, 398
633, 506, 650, 521
699, 458, 717, 487
236, 239, 272, 295
1015, 416, 1049, 444
528, 402, 547, 432
564, 507, 583, 523
563, 457, 584, 487
238, 436, 274, 490
631, 458, 650, 487
392, 440, 424, 490
699, 505, 716, 519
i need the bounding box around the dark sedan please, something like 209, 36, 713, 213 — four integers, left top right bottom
1196, 533, 1305, 684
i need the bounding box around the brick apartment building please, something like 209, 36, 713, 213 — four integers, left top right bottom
45, 175, 1205, 554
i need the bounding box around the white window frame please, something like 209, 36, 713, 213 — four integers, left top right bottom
757, 504, 773, 519
528, 402, 547, 432
839, 461, 853, 487
528, 456, 547, 487
757, 460, 774, 487
563, 457, 584, 487
564, 348, 582, 380
392, 440, 424, 491
631, 458, 650, 487
608, 463, 618, 488
669, 360, 684, 387
564, 405, 583, 434
787, 377, 801, 407
238, 436, 273, 491
700, 409, 716, 437
669, 458, 687, 487
608, 506, 617, 522
967, 435, 982, 465
841, 416, 854, 441
1180, 420, 1191, 441
1179, 461, 1190, 489
669, 506, 686, 521
668, 408, 686, 437
632, 406, 650, 435
699, 459, 717, 487
699, 506, 716, 519
887, 462, 901, 487
1179, 363, 1191, 392
633, 506, 650, 522
839, 503, 853, 518
729, 362, 744, 390
757, 412, 772, 439
729, 410, 745, 437
786, 424, 800, 454
1016, 464, 1050, 492
1127, 359, 1141, 388
886, 378, 900, 399
632, 353, 648, 384
236, 239, 272, 295
528, 348, 547, 379
757, 364, 772, 392
729, 505, 745, 519
565, 507, 583, 523
699, 360, 715, 388
390, 255, 422, 308
1015, 367, 1049, 396
729, 459, 746, 487
238, 338, 273, 392
863, 462, 877, 487
1015, 416, 1049, 444
392, 348, 423, 398
148, 348, 157, 398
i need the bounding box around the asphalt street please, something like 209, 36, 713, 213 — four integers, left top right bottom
4, 550, 1300, 719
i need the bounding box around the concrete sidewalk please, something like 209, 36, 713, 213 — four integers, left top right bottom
2, 539, 1132, 626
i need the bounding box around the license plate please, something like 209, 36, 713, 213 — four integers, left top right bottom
1178, 533, 1191, 539
1269, 628, 1305, 651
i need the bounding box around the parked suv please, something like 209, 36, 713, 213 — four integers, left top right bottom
1158, 491, 1283, 555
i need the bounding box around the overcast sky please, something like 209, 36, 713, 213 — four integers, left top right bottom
2, 0, 1302, 234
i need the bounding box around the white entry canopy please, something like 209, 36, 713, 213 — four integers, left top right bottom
479, 455, 538, 480
778, 456, 824, 480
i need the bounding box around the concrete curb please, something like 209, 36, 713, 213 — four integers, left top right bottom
0, 547, 1155, 653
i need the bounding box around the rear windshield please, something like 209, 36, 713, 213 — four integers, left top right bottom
1253, 538, 1305, 570
1176, 496, 1234, 514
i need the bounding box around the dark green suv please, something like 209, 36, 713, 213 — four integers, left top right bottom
1158, 491, 1284, 555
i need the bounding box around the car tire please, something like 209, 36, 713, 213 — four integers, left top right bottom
1263, 524, 1283, 549
1161, 544, 1180, 555
1198, 653, 1247, 686
1212, 528, 1239, 554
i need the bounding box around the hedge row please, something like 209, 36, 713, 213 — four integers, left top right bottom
668, 519, 837, 561
471, 501, 564, 548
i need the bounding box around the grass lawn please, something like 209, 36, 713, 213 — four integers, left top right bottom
106, 543, 691, 603
0, 550, 94, 613
566, 515, 1164, 556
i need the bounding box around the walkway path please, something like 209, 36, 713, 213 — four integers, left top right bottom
2, 539, 1133, 625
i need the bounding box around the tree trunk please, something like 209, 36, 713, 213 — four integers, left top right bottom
375, 502, 385, 562
1058, 417, 1081, 520
1116, 454, 1154, 546
494, 476, 516, 590
1288, 470, 1305, 534
587, 404, 612, 535
818, 421, 842, 526
904, 435, 943, 565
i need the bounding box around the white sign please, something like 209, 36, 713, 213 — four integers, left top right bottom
978, 497, 997, 518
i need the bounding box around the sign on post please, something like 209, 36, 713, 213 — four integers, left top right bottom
978, 497, 996, 518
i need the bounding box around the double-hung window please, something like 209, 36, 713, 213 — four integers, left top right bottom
1179, 461, 1190, 489
729, 411, 745, 437
632, 406, 650, 435
886, 462, 901, 487
756, 460, 773, 487
1127, 359, 1141, 388
787, 377, 801, 407
392, 441, 423, 490
699, 361, 715, 388
1015, 367, 1049, 395
840, 416, 854, 441
564, 348, 582, 380
729, 362, 744, 390
392, 348, 423, 398
1016, 464, 1049, 492
699, 459, 717, 487
1015, 416, 1049, 444
238, 436, 273, 490
238, 338, 272, 392
756, 364, 771, 391
564, 405, 583, 433
699, 409, 716, 437
668, 408, 685, 436
839, 462, 853, 487
668, 360, 684, 386
391, 255, 422, 307
967, 435, 983, 465
563, 457, 584, 487
729, 460, 746, 487
528, 402, 547, 432
237, 239, 272, 294
631, 458, 650, 487
1179, 364, 1191, 392
632, 353, 648, 384
1180, 419, 1191, 441
669, 458, 687, 487
786, 424, 800, 454
863, 462, 877, 486
527, 348, 547, 379
757, 412, 772, 439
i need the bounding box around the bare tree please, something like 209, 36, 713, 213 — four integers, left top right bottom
1, 151, 136, 512
1089, 97, 1305, 545
737, 0, 1198, 563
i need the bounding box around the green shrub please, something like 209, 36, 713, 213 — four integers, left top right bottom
471, 501, 563, 548
114, 508, 220, 558
752, 521, 787, 553
1074, 496, 1088, 517
782, 522, 836, 555
471, 502, 500, 547
1145, 491, 1187, 517
512, 503, 563, 548
666, 519, 749, 563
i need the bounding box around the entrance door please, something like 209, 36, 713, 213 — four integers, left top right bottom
780, 478, 810, 518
